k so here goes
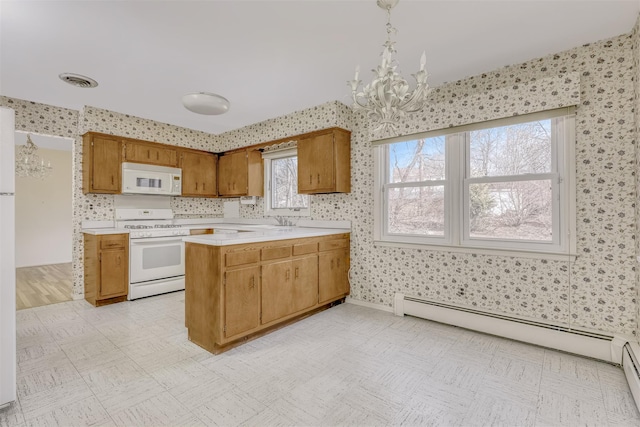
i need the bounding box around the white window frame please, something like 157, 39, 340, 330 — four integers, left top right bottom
263, 148, 310, 217
374, 110, 576, 260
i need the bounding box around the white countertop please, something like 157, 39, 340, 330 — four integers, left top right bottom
182, 226, 349, 246
82, 228, 130, 235
82, 218, 350, 242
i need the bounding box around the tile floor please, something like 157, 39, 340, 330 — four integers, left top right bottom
1, 291, 639, 427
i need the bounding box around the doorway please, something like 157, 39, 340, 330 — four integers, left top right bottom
14, 131, 74, 310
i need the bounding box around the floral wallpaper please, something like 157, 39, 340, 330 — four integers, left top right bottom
215, 33, 637, 336
0, 96, 78, 138
364, 34, 636, 335
368, 34, 637, 335
1, 27, 638, 338
633, 15, 640, 341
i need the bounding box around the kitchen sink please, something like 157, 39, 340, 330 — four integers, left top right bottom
244, 224, 296, 230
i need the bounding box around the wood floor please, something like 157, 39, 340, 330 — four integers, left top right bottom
16, 263, 72, 310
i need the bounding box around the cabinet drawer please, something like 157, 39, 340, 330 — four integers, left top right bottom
225, 249, 260, 267
261, 246, 292, 261
100, 234, 127, 249
293, 242, 318, 255
319, 239, 348, 252
190, 229, 213, 235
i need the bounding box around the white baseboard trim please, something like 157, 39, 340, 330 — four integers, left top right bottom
345, 297, 393, 313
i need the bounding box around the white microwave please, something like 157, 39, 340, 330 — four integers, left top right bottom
121, 162, 182, 196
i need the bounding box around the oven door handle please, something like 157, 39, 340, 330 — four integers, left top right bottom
130, 236, 186, 244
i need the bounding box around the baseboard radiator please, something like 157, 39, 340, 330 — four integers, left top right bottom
393, 293, 627, 364
623, 342, 640, 411
393, 293, 640, 411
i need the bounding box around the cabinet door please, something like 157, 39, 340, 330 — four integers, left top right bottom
99, 250, 128, 298
292, 255, 318, 313
90, 135, 121, 193
298, 133, 334, 193
318, 249, 349, 304
218, 152, 248, 196
261, 260, 294, 324
224, 266, 261, 338
125, 141, 177, 167
181, 151, 217, 197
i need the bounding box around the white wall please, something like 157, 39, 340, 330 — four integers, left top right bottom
15, 147, 72, 267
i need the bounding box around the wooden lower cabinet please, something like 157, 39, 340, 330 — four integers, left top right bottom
185, 233, 349, 354
319, 248, 349, 304
224, 266, 261, 338
261, 255, 318, 324
83, 233, 129, 306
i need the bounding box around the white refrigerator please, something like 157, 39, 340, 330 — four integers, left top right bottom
0, 107, 16, 409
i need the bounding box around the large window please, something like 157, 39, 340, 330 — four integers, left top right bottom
374, 109, 575, 256
263, 148, 310, 216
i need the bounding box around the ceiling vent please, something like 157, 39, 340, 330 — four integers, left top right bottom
59, 73, 98, 88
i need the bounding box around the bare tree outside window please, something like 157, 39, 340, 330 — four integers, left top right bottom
272, 156, 308, 209
386, 137, 445, 235
468, 120, 554, 241
377, 111, 572, 253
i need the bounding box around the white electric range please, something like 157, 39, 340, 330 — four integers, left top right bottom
115, 208, 190, 300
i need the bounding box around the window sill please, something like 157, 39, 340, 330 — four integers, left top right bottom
373, 240, 577, 262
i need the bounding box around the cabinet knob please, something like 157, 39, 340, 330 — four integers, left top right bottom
147, 150, 150, 159
295, 267, 299, 279
309, 175, 312, 184
317, 173, 320, 184
249, 276, 255, 289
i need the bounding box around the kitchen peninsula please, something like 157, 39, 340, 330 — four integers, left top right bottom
183, 226, 350, 354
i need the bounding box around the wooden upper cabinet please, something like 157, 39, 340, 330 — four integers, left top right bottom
218, 150, 263, 197
297, 128, 351, 194
83, 132, 122, 194
180, 150, 218, 197
124, 140, 178, 167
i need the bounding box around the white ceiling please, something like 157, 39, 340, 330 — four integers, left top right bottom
1, 1, 638, 136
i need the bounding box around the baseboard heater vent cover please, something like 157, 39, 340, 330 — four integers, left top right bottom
394, 293, 627, 364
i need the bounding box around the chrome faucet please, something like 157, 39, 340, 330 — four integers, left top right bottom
274, 216, 295, 226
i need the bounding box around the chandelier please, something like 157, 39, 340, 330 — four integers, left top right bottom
348, 0, 430, 134
15, 134, 53, 179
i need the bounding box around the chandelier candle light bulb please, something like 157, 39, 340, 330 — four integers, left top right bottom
348, 0, 430, 134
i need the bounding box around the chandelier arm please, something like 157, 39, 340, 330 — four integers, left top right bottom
348, 0, 429, 133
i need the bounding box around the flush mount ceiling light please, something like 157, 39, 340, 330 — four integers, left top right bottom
59, 73, 98, 88
182, 92, 230, 115
348, 0, 430, 134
